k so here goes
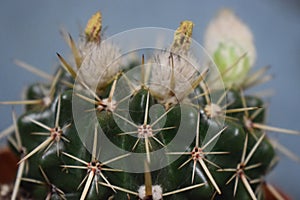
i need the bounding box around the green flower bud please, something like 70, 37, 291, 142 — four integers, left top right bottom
204, 9, 256, 88
213, 41, 250, 87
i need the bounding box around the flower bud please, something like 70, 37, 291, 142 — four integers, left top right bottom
204, 9, 256, 87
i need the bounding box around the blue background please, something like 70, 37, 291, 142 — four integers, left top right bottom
0, 0, 299, 198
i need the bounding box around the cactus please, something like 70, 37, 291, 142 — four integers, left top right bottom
1, 9, 299, 200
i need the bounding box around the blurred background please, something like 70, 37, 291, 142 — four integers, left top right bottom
0, 0, 299, 198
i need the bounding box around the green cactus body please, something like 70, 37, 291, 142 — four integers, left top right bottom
6, 10, 290, 200
11, 74, 276, 199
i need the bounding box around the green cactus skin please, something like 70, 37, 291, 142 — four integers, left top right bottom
9, 70, 276, 199
6, 12, 284, 200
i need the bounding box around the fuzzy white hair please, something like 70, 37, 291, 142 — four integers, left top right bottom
138, 185, 163, 200
204, 9, 256, 66
148, 50, 201, 105
78, 40, 121, 92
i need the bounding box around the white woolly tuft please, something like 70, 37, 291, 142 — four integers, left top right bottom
138, 185, 163, 200
149, 50, 200, 105
204, 9, 256, 66
78, 41, 121, 92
